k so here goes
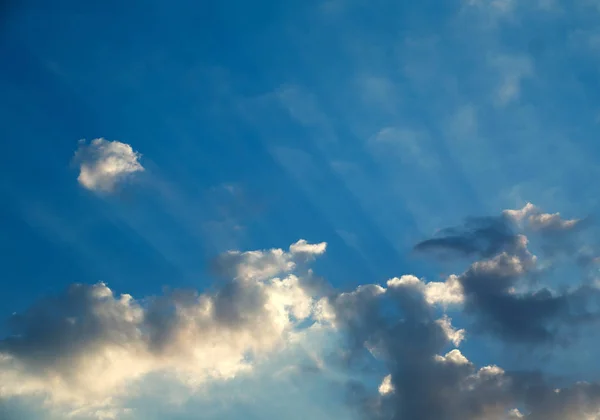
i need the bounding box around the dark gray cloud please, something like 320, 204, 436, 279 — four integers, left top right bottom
414, 216, 519, 259
319, 205, 600, 418
415, 204, 592, 261
328, 280, 512, 420
521, 381, 600, 420
414, 205, 600, 345
327, 275, 600, 419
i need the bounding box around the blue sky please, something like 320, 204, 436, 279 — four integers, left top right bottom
2, 0, 600, 419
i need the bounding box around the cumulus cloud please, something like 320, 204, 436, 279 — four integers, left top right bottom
387, 275, 465, 307
3, 222, 600, 419
74, 138, 144, 193
289, 239, 328, 258
322, 252, 600, 419
327, 275, 515, 419
503, 203, 582, 232
415, 204, 600, 344
0, 241, 328, 417
212, 239, 327, 281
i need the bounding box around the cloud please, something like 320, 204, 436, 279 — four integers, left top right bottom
323, 259, 600, 419
377, 374, 394, 396
503, 203, 582, 233
504, 203, 592, 260
74, 138, 144, 193
289, 239, 328, 258
3, 227, 600, 419
414, 215, 519, 259
212, 239, 327, 281
327, 275, 515, 420
387, 275, 465, 307
0, 241, 328, 417
414, 204, 600, 344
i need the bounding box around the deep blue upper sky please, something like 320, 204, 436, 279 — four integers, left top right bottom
2, 0, 600, 418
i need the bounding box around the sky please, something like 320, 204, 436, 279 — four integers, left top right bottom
2, 0, 600, 418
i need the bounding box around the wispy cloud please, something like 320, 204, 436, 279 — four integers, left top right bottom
489, 54, 534, 106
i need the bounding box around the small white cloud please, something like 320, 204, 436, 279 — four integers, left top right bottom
289, 239, 327, 257
378, 374, 395, 395
424, 275, 465, 306
503, 202, 538, 224
436, 316, 467, 347
387, 274, 465, 307
434, 349, 470, 366
214, 240, 327, 281
74, 138, 144, 193
476, 364, 505, 378
386, 274, 422, 289
504, 202, 581, 231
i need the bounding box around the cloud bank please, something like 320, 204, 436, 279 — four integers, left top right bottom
2, 205, 600, 419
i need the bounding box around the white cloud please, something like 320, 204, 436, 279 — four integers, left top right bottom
387, 274, 465, 306
74, 138, 144, 193
0, 241, 329, 417
436, 315, 467, 347
504, 202, 581, 231
289, 239, 328, 258
434, 349, 470, 366
378, 374, 394, 395
503, 202, 538, 224
213, 239, 326, 282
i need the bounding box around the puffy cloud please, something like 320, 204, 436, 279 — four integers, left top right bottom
289, 239, 328, 258
415, 205, 600, 344
212, 239, 327, 281
377, 375, 394, 396
3, 227, 600, 420
322, 248, 600, 419
74, 138, 144, 193
328, 275, 514, 420
0, 241, 328, 417
503, 203, 582, 232
387, 274, 465, 307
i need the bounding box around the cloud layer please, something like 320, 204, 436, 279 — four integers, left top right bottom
2, 205, 600, 419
